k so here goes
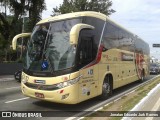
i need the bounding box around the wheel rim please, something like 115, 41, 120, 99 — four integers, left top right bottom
141, 76, 144, 80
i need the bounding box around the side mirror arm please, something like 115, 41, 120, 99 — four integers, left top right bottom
70, 24, 94, 45
12, 33, 31, 50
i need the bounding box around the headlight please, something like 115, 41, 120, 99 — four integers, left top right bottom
55, 75, 82, 89
21, 73, 29, 83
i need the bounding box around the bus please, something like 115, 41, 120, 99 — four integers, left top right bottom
12, 11, 150, 104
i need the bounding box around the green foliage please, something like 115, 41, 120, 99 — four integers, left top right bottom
0, 0, 46, 62
52, 0, 115, 16
16, 58, 23, 63
0, 47, 17, 62
28, 0, 46, 31
0, 33, 7, 49
0, 0, 46, 44
0, 49, 5, 61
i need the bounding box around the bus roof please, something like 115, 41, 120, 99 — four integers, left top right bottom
37, 11, 134, 36
37, 11, 107, 25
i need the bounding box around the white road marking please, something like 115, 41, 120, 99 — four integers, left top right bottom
125, 90, 135, 96
65, 117, 77, 120
0, 78, 14, 82
5, 86, 20, 90
94, 107, 103, 112
5, 97, 29, 103
0, 77, 15, 82
77, 117, 85, 120
114, 97, 121, 102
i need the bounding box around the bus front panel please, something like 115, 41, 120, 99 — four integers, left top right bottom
21, 72, 80, 104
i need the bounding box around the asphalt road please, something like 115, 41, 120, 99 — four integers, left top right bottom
0, 75, 157, 120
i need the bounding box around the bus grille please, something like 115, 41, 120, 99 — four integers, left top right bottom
24, 82, 59, 91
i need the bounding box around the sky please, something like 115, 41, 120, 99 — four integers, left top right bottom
42, 0, 160, 59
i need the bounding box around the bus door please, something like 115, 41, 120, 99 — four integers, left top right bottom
78, 32, 98, 101
135, 53, 144, 79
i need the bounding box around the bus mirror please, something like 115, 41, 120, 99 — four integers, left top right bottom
12, 33, 31, 50
70, 24, 94, 45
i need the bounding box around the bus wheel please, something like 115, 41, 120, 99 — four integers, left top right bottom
100, 75, 112, 100
140, 70, 145, 82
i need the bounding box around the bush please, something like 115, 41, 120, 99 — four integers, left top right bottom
16, 58, 23, 63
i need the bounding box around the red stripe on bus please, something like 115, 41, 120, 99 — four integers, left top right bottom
83, 44, 103, 69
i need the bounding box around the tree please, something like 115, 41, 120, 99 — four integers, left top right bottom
52, 0, 115, 16
0, 0, 46, 44
0, 0, 46, 61
27, 0, 46, 31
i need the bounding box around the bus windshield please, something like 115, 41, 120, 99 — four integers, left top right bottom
24, 18, 82, 73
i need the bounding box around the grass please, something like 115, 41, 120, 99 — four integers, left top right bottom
82, 77, 160, 120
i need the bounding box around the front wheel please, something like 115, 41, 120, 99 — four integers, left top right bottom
99, 75, 112, 100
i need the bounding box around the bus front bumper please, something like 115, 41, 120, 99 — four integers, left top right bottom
21, 83, 79, 104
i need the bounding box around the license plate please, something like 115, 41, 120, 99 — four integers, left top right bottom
35, 92, 44, 98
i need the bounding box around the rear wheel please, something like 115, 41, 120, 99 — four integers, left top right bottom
99, 75, 112, 100
139, 69, 145, 82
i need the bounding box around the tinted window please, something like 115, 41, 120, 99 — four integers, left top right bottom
135, 38, 149, 55
102, 22, 119, 49
102, 21, 149, 55
82, 16, 105, 54
118, 30, 134, 52
77, 29, 95, 67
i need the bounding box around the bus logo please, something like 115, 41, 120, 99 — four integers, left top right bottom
34, 80, 46, 84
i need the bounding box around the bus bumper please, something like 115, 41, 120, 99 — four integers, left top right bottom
21, 83, 79, 104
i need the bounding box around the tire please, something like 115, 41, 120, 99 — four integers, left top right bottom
14, 70, 22, 82
99, 75, 112, 100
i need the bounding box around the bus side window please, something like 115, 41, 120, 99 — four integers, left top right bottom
79, 36, 93, 64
